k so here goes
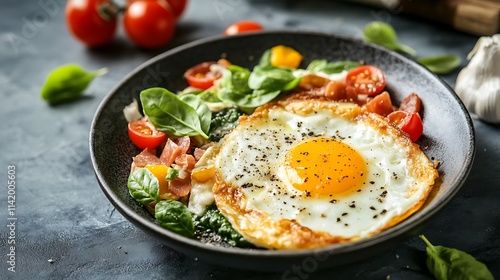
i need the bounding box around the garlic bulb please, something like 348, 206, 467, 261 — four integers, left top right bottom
455, 34, 500, 124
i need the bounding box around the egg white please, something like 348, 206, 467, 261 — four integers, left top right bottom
213, 97, 438, 249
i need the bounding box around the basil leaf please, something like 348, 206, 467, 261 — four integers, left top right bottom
248, 65, 295, 91
140, 87, 209, 139
363, 21, 416, 56
179, 93, 212, 135
40, 64, 107, 105
420, 235, 494, 280
127, 168, 160, 206
418, 55, 461, 75
306, 59, 360, 74
155, 200, 194, 238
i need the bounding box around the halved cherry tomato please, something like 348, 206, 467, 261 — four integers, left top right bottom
364, 91, 393, 116
124, 0, 176, 49
184, 62, 221, 90
224, 20, 263, 36
346, 65, 386, 96
387, 111, 423, 142
128, 120, 167, 149
65, 0, 117, 47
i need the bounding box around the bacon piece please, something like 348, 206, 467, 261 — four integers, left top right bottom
132, 148, 161, 167
174, 136, 191, 154
399, 92, 421, 114
159, 139, 181, 166
168, 177, 192, 197
167, 154, 196, 197
193, 148, 207, 161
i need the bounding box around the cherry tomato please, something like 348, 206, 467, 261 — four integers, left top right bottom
65, 0, 117, 47
128, 120, 167, 149
124, 0, 176, 49
224, 20, 263, 36
184, 62, 221, 90
165, 0, 187, 19
387, 111, 423, 142
127, 0, 187, 19
346, 65, 386, 96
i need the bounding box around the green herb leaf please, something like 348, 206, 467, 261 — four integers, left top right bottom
363, 21, 416, 56
127, 168, 160, 205
197, 89, 222, 103
248, 65, 296, 91
140, 87, 209, 139
418, 55, 461, 75
306, 59, 360, 74
208, 107, 244, 142
155, 200, 195, 238
40, 64, 107, 105
196, 205, 251, 247
258, 49, 272, 67
165, 167, 179, 181
420, 235, 494, 280
219, 65, 252, 94
178, 93, 212, 135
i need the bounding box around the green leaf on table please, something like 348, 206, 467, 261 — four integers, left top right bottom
155, 200, 195, 238
418, 55, 461, 75
127, 168, 160, 206
140, 87, 210, 139
363, 21, 417, 56
419, 235, 494, 280
306, 59, 360, 74
40, 64, 107, 105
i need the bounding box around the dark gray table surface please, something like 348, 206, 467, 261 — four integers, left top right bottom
1, 0, 499, 279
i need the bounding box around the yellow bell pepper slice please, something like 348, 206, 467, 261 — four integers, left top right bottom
191, 166, 216, 183
270, 45, 303, 69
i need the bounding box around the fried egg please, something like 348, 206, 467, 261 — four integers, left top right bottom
213, 96, 438, 249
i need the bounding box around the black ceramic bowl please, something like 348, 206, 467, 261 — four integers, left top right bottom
89, 31, 475, 271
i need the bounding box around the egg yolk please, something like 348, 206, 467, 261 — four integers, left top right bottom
284, 137, 367, 197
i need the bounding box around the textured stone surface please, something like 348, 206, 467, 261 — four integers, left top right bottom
1, 0, 499, 279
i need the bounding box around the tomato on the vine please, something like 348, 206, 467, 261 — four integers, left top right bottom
346, 65, 386, 96
387, 111, 423, 142
224, 20, 263, 36
124, 0, 176, 49
65, 0, 117, 47
184, 62, 221, 90
128, 120, 167, 149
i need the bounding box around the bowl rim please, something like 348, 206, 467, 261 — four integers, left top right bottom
89, 30, 476, 259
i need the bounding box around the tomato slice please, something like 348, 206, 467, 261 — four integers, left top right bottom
184, 62, 221, 90
224, 20, 263, 36
346, 65, 386, 96
128, 120, 167, 149
387, 111, 423, 142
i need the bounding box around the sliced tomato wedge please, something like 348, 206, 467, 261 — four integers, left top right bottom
387, 111, 423, 142
346, 65, 386, 96
184, 62, 221, 90
128, 120, 167, 149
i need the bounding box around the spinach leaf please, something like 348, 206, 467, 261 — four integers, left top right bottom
418, 55, 461, 75
208, 107, 244, 141
306, 59, 360, 74
219, 65, 252, 94
127, 168, 160, 206
420, 235, 494, 280
195, 205, 251, 247
155, 200, 195, 238
179, 93, 212, 135
218, 88, 281, 108
363, 21, 416, 56
258, 49, 272, 67
140, 87, 209, 139
40, 64, 107, 105
248, 65, 296, 91
197, 89, 222, 103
